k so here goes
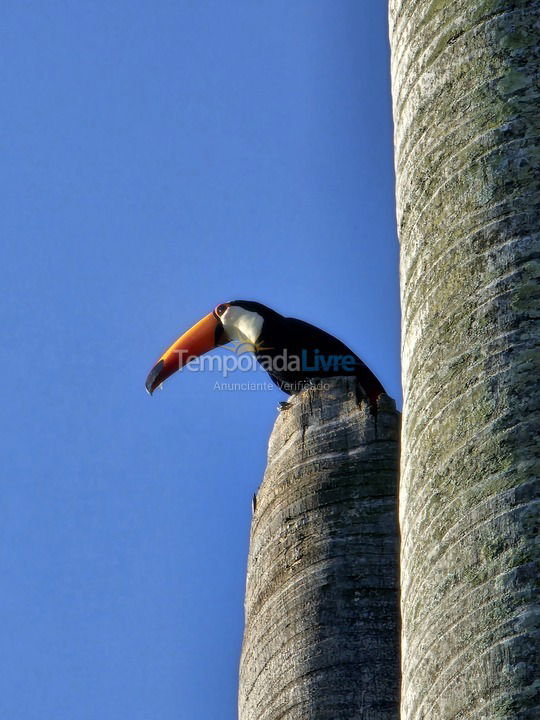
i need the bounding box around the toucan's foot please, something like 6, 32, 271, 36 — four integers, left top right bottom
277, 401, 292, 412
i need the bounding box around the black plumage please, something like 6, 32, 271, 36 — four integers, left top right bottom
232, 301, 385, 404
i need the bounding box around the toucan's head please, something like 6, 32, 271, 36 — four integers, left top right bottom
145, 300, 276, 394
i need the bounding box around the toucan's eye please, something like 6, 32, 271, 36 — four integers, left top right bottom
216, 304, 228, 316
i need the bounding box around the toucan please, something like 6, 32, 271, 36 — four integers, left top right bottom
145, 300, 385, 405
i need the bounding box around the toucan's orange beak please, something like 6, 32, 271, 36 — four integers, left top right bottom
145, 312, 225, 394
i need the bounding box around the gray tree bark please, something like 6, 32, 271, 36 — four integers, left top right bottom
238, 377, 400, 720
389, 1, 540, 718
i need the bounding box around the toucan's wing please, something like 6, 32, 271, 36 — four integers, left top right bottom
283, 317, 386, 401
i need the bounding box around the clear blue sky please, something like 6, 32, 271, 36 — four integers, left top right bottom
1, 2, 398, 718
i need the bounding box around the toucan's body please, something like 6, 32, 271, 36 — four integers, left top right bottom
145, 300, 384, 405
243, 303, 384, 401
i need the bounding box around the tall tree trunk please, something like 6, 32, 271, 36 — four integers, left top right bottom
389, 1, 540, 718
238, 377, 400, 720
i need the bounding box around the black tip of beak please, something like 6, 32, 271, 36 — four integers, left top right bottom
145, 360, 164, 395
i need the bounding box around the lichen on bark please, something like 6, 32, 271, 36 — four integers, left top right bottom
390, 1, 540, 717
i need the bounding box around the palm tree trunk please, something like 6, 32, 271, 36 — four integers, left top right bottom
238, 377, 400, 719
389, 1, 540, 717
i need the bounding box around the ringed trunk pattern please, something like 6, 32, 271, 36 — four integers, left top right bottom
390, 1, 540, 717
239, 378, 400, 720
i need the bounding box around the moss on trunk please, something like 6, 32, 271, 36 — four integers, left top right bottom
390, 1, 540, 717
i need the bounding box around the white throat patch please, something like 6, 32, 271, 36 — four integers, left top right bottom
221, 306, 264, 347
